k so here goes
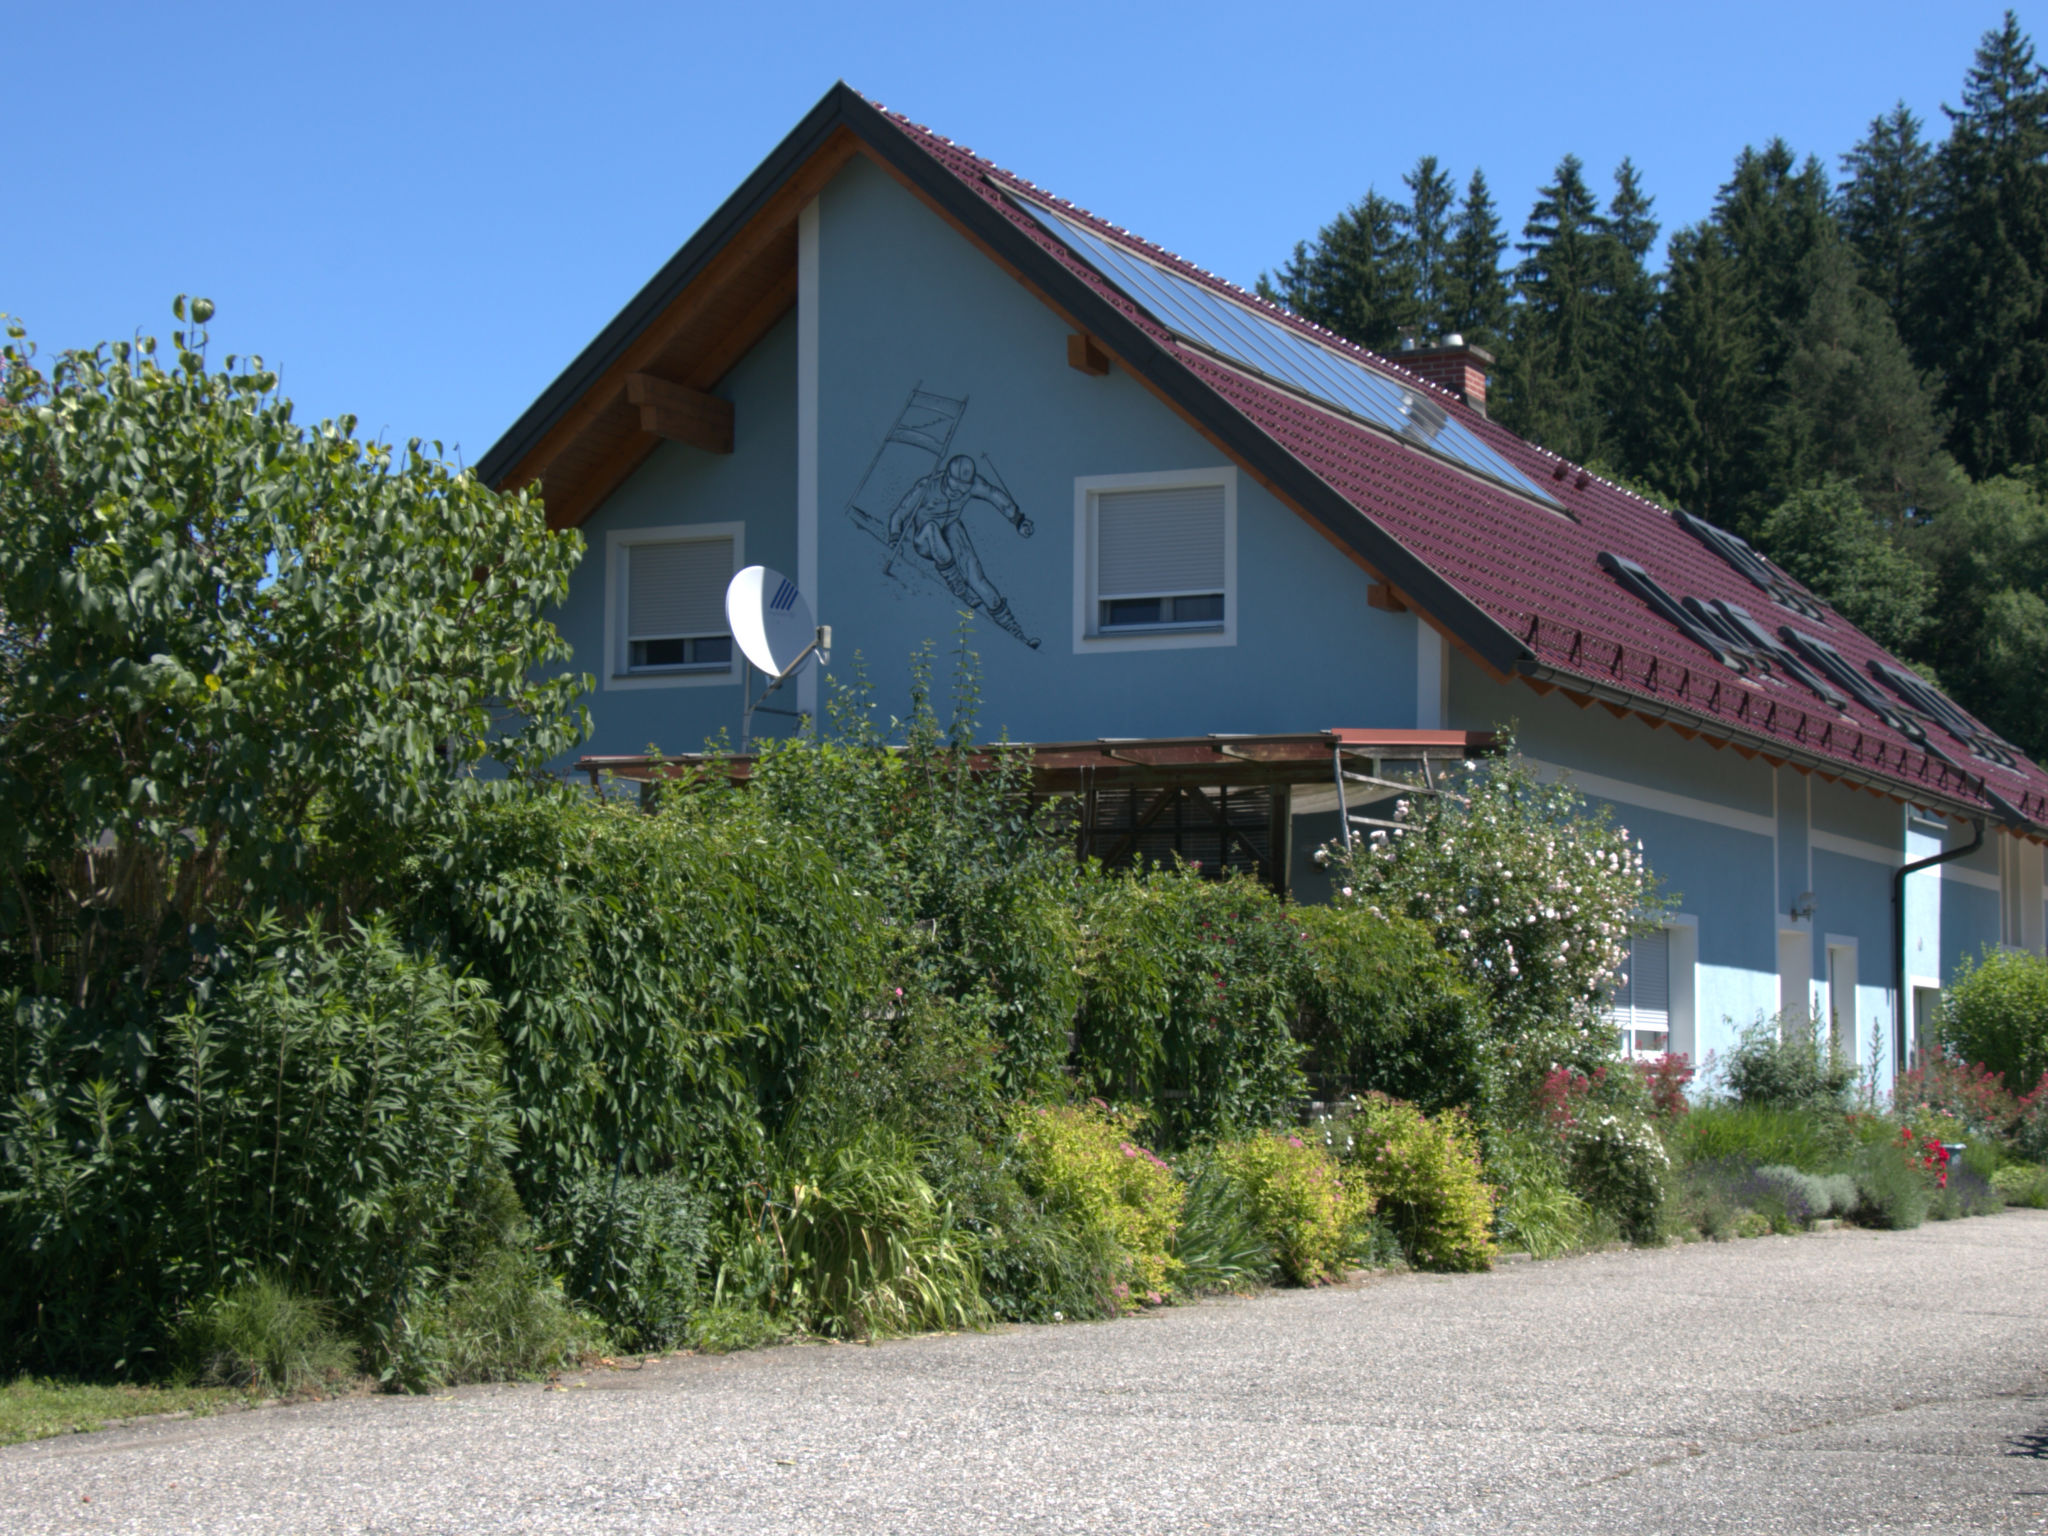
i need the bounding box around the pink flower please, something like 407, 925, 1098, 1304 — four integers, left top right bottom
1286, 1136, 1304, 1148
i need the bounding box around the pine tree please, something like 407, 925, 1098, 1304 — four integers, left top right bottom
1838, 102, 1935, 324
1402, 155, 1458, 338
1640, 141, 1835, 531
1257, 189, 1418, 353
1775, 238, 1954, 523
1598, 158, 1662, 478
1921, 10, 2048, 478
1499, 154, 1612, 460
1443, 168, 1510, 350
1712, 139, 1836, 366
1647, 223, 1768, 530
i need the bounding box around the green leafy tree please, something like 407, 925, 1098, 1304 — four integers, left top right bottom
1920, 11, 2048, 478
1919, 469, 2048, 757
0, 302, 589, 1004
1758, 478, 1935, 655
1443, 168, 1511, 351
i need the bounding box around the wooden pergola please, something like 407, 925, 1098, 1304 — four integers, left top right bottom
576, 728, 1495, 891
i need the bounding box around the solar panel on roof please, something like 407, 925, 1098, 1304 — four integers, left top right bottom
1014, 198, 1563, 510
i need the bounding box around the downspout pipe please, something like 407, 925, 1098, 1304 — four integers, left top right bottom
1892, 817, 1984, 1079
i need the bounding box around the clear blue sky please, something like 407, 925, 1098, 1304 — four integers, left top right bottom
11, 1, 2014, 467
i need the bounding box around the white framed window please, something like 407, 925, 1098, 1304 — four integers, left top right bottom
1072, 467, 1237, 653
602, 522, 743, 691
1610, 925, 1673, 1059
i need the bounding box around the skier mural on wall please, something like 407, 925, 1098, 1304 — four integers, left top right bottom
843, 385, 1040, 649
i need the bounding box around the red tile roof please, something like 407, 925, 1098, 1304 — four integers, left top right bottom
871, 105, 2048, 831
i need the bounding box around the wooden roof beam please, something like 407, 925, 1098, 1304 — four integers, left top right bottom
627, 374, 733, 453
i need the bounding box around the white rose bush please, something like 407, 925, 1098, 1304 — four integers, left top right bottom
1325, 742, 1665, 1104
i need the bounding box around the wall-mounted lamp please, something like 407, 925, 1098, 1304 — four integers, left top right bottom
1790, 892, 1817, 923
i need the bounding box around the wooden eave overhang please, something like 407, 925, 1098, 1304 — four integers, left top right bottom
576, 729, 1495, 796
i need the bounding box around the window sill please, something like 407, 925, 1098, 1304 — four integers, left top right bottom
1091, 622, 1226, 638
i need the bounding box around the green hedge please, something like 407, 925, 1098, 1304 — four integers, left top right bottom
1073, 871, 1306, 1149
0, 915, 511, 1374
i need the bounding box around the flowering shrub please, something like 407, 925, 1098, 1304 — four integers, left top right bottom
1208, 1132, 1375, 1284
1637, 1054, 1695, 1119
1325, 746, 1661, 1100
1894, 1057, 2019, 1141
1900, 1125, 1953, 1188
1008, 1103, 1182, 1307
1563, 1115, 1669, 1243
2013, 1072, 2048, 1162
1325, 1094, 1496, 1272
1531, 1063, 1668, 1241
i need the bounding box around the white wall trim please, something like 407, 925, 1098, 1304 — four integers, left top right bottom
1070, 465, 1238, 654
1811, 828, 1902, 867
1944, 864, 2001, 893
1525, 760, 1775, 839
796, 197, 821, 719
1416, 619, 1447, 730
601, 522, 745, 691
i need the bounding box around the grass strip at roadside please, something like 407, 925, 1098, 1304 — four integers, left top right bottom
1, 1377, 267, 1447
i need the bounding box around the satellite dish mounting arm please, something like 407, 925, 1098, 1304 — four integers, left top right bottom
741, 625, 831, 749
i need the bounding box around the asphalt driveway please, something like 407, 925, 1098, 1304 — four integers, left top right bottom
7, 1212, 2048, 1534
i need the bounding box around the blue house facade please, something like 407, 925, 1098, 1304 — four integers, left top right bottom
479, 87, 2048, 1095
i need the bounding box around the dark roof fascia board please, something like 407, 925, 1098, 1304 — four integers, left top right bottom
475, 83, 863, 487
1523, 662, 2041, 836
834, 98, 1535, 679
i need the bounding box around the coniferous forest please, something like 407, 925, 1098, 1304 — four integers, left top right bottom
1258, 12, 2048, 763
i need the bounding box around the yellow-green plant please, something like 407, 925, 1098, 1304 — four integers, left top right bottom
724, 1127, 989, 1341
1330, 1094, 1497, 1272
1009, 1103, 1182, 1306
1209, 1131, 1374, 1284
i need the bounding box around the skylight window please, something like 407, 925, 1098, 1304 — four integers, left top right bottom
1014, 197, 1562, 511
1867, 658, 2018, 768
1673, 509, 1828, 622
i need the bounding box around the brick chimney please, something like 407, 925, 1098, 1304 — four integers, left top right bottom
1401, 335, 1494, 418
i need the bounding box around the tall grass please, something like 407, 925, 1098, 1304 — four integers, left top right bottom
1664, 1103, 1857, 1173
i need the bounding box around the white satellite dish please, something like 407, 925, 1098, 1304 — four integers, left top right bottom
725, 565, 830, 746
726, 565, 816, 676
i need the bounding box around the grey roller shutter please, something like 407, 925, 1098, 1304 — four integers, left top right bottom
628, 537, 732, 639
1096, 484, 1224, 598
1628, 929, 1670, 1030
